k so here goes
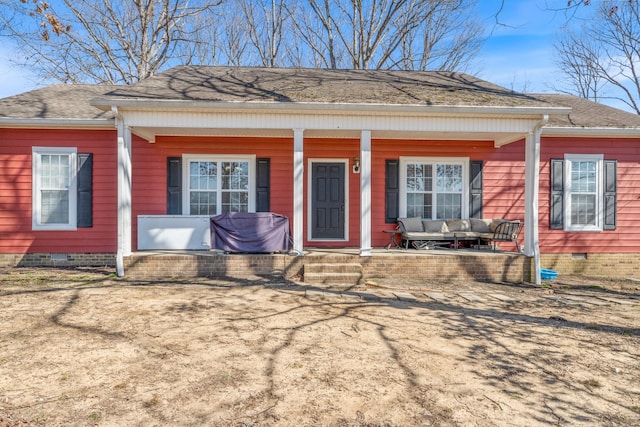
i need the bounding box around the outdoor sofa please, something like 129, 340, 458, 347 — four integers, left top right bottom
396, 217, 523, 252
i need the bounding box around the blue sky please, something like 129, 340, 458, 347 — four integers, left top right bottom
475, 0, 584, 94
0, 1, 596, 103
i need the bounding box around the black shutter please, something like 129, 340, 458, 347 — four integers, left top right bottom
385, 160, 399, 223
603, 160, 617, 230
256, 158, 270, 212
550, 159, 564, 229
77, 153, 93, 228
469, 160, 483, 219
167, 157, 182, 214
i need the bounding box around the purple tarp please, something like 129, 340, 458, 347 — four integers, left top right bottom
210, 212, 291, 253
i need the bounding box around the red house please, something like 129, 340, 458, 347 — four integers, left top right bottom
2, 66, 640, 283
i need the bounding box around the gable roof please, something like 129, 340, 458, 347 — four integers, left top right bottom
533, 93, 640, 129
0, 84, 119, 121
93, 65, 553, 109
0, 68, 639, 134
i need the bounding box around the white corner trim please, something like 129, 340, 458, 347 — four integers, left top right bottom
293, 129, 305, 254
360, 130, 372, 256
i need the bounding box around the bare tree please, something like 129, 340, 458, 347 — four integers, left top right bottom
554, 32, 605, 101
396, 0, 483, 71
0, 0, 69, 39
553, 0, 640, 114
287, 0, 342, 68
3, 0, 220, 84
219, 11, 252, 67
3, 0, 485, 83
237, 0, 291, 67
289, 0, 483, 71
189, 2, 252, 67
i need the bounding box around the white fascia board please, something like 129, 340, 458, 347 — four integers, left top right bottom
91, 97, 570, 117
121, 109, 544, 135
542, 126, 640, 138
0, 118, 115, 129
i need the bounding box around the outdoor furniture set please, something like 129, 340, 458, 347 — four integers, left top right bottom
394, 217, 523, 252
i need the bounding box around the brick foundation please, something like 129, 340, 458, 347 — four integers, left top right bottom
123, 251, 529, 283
0, 253, 116, 268
3, 251, 636, 282
359, 253, 529, 283
539, 253, 640, 278
123, 252, 304, 281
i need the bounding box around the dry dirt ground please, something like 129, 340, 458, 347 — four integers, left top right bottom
0, 268, 639, 427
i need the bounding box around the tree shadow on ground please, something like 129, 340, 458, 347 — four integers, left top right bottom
1, 267, 638, 425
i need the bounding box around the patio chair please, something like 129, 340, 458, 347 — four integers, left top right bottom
483, 220, 523, 253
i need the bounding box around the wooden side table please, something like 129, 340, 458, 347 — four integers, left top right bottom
383, 229, 403, 250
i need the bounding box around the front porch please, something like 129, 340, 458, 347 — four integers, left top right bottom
123, 248, 531, 285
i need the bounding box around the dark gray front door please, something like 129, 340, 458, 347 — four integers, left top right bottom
311, 162, 345, 239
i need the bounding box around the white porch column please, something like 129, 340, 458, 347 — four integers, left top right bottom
293, 129, 305, 255
115, 115, 133, 277
524, 117, 546, 284
360, 130, 372, 256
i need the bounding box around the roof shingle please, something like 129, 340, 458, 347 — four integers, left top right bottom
532, 93, 640, 128
1, 67, 639, 131
0, 84, 118, 120
97, 65, 551, 108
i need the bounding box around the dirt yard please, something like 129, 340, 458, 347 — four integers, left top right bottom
0, 268, 639, 426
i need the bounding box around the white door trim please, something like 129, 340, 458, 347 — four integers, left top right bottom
307, 158, 349, 242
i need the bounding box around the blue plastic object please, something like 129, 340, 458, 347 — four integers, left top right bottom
540, 268, 558, 280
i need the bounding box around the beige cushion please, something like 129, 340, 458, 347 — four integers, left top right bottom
398, 217, 423, 232
423, 220, 449, 233
470, 218, 492, 233
446, 219, 470, 232
453, 231, 480, 238
404, 231, 454, 239
490, 219, 506, 233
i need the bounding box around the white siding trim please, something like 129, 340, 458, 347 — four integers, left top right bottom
293, 129, 304, 254
360, 130, 372, 256
115, 118, 132, 276
524, 128, 541, 284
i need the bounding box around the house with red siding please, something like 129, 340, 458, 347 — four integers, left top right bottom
2, 66, 640, 283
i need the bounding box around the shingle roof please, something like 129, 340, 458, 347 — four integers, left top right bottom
97, 65, 551, 108
532, 93, 640, 128
1, 68, 639, 131
0, 84, 118, 120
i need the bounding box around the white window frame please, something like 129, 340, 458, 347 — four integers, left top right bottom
182, 154, 256, 216
32, 147, 77, 231
563, 154, 603, 232
399, 157, 469, 219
